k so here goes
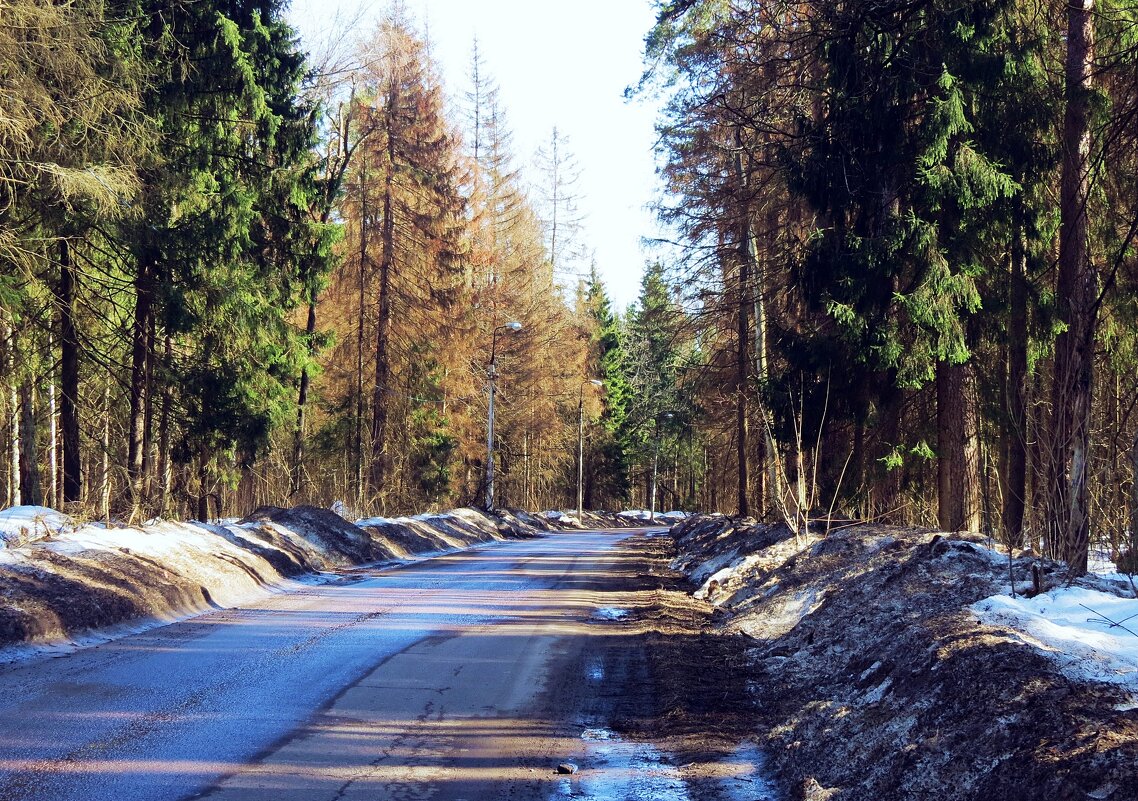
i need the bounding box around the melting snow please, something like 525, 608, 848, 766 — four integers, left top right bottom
739, 588, 825, 640
0, 506, 73, 547
972, 587, 1138, 686
552, 735, 779, 801
618, 510, 689, 523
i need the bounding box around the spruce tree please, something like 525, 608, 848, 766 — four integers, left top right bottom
123, 0, 331, 517
582, 266, 632, 507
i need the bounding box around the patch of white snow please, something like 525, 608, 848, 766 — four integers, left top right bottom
0, 506, 73, 547
972, 587, 1138, 686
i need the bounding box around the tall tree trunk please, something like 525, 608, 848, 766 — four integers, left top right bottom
937, 362, 972, 531
197, 447, 209, 522
100, 382, 111, 521
18, 381, 41, 506
369, 130, 396, 500
1130, 428, 1138, 575
47, 329, 58, 507
1048, 0, 1096, 575
1028, 368, 1047, 551
156, 336, 173, 517
354, 172, 368, 510
762, 208, 781, 512
56, 238, 82, 504
141, 312, 157, 497
291, 301, 317, 497
1004, 219, 1029, 547
4, 317, 20, 506
736, 257, 751, 518
964, 368, 982, 532
734, 129, 765, 515
126, 260, 153, 514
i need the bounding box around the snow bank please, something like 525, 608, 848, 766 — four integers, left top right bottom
0, 506, 73, 548
618, 509, 690, 523
356, 507, 518, 557
666, 515, 1138, 800
669, 514, 800, 606
0, 505, 542, 655
535, 509, 654, 529
973, 587, 1138, 686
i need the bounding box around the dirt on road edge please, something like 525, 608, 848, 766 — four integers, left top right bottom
529, 532, 767, 800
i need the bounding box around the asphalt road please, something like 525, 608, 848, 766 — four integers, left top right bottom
0, 529, 664, 801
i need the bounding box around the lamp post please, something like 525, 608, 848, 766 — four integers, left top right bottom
485, 321, 522, 511
577, 379, 604, 521
650, 412, 673, 523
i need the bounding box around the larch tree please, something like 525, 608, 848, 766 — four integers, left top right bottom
345, 13, 467, 508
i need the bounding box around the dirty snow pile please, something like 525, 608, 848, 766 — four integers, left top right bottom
0, 504, 542, 655
665, 514, 1138, 801
538, 509, 671, 529
618, 509, 689, 524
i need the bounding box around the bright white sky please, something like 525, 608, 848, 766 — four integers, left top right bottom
286, 0, 665, 309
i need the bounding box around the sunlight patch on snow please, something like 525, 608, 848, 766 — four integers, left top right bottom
695, 553, 767, 602
1088, 545, 1137, 586
972, 587, 1138, 686
681, 546, 742, 585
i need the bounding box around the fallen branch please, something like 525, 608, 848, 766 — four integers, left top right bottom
1080, 603, 1138, 638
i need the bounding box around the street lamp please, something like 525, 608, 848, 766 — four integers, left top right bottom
650, 412, 674, 523
577, 379, 604, 521
485, 321, 522, 511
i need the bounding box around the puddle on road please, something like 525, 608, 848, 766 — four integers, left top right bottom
551, 736, 686, 801
718, 743, 780, 801
550, 730, 779, 801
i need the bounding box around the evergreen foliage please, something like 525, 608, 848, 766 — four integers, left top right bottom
3, 0, 1138, 578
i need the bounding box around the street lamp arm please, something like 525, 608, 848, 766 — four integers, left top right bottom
489, 320, 523, 366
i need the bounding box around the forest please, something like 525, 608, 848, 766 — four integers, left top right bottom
1, 0, 1137, 577
0, 0, 688, 528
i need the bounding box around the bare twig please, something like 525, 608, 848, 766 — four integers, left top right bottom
1080, 603, 1138, 638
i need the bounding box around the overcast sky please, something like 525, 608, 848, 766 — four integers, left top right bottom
286, 0, 664, 309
